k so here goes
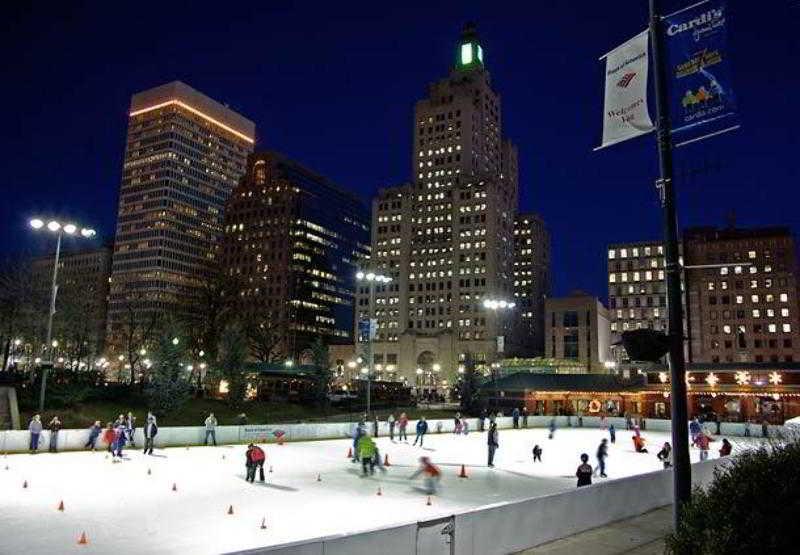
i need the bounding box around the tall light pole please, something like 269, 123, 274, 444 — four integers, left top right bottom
29, 217, 96, 413
356, 270, 392, 418
483, 298, 516, 410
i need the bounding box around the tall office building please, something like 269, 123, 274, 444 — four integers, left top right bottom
544, 292, 610, 372
222, 151, 370, 359
357, 24, 519, 384
513, 213, 551, 355
108, 82, 254, 342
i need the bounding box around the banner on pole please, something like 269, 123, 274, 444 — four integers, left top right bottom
596, 30, 654, 150
663, 0, 739, 147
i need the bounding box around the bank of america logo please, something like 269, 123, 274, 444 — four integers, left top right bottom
617, 72, 637, 88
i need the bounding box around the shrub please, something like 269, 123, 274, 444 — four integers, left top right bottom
665, 435, 800, 554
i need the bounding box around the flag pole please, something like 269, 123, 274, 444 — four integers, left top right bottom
649, 0, 692, 531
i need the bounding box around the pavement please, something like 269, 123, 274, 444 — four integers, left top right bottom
518, 505, 672, 554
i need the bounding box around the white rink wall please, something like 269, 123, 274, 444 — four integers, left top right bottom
0, 415, 782, 453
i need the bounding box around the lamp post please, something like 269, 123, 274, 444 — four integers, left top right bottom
356, 270, 392, 418
29, 217, 96, 413
483, 298, 516, 410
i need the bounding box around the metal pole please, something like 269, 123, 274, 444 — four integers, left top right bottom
649, 0, 691, 529
366, 282, 374, 418
39, 230, 62, 413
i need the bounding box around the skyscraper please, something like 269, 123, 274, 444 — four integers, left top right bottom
221, 151, 370, 360
107, 81, 254, 343
513, 213, 551, 355
358, 24, 519, 385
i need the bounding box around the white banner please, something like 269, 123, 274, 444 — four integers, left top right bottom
596, 30, 654, 150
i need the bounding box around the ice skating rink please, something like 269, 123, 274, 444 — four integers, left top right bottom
0, 427, 759, 554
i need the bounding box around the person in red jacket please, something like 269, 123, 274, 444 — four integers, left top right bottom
245, 444, 266, 483
102, 423, 116, 454
718, 438, 732, 457
632, 434, 648, 453
410, 456, 441, 494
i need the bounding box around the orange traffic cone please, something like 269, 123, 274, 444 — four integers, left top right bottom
426, 496, 432, 506
57, 500, 65, 511
227, 505, 234, 515
77, 532, 89, 545
172, 482, 177, 492
317, 474, 322, 482
23, 480, 28, 489
347, 447, 352, 458
384, 454, 391, 466
260, 517, 267, 530
458, 464, 468, 478
376, 487, 382, 496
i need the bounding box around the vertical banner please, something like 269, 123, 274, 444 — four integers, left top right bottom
663, 0, 739, 146
596, 30, 654, 150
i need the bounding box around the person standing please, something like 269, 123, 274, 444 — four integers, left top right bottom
204, 413, 218, 446
454, 413, 462, 435
609, 423, 616, 444
478, 409, 487, 432
358, 433, 377, 476
388, 413, 396, 441
718, 438, 732, 457
577, 410, 584, 428
352, 420, 365, 462
143, 412, 158, 455
595, 438, 608, 478
657, 442, 672, 468
576, 454, 593, 487
532, 444, 543, 463
487, 422, 499, 467
28, 415, 43, 453
624, 412, 632, 431
761, 419, 769, 438
413, 417, 428, 447
522, 406, 529, 428
373, 415, 379, 438
112, 420, 126, 460
48, 416, 62, 453
512, 407, 520, 429
689, 417, 701, 447
398, 412, 409, 442
126, 411, 137, 447
84, 421, 102, 450
744, 419, 751, 437
697, 431, 711, 461
548, 417, 557, 440
245, 444, 266, 483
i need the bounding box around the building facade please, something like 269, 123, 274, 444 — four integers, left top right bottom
513, 213, 551, 355
108, 81, 254, 344
544, 292, 610, 372
684, 226, 800, 364
221, 151, 370, 360
357, 24, 520, 386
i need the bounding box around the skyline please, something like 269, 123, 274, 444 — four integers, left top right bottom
3, 1, 799, 302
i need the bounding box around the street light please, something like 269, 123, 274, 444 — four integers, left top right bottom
356, 270, 392, 417
29, 216, 96, 412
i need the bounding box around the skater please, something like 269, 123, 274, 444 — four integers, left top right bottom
143, 411, 158, 455
413, 417, 428, 447
633, 423, 641, 438
454, 413, 462, 434
126, 411, 136, 447
479, 409, 487, 432
103, 422, 115, 453
373, 415, 379, 437
388, 413, 396, 441
761, 419, 769, 438
112, 420, 126, 459
744, 419, 751, 437
576, 453, 593, 487
633, 434, 648, 453
609, 423, 616, 444
487, 422, 499, 467
595, 438, 608, 478
204, 412, 218, 446
409, 456, 441, 495
358, 433, 377, 476
48, 416, 62, 453
697, 431, 712, 461
532, 444, 542, 463
398, 412, 409, 442
548, 417, 556, 439
462, 419, 469, 435
601, 414, 608, 430
657, 442, 672, 468
352, 420, 365, 462
522, 406, 529, 428
624, 412, 632, 431
577, 410, 583, 428
714, 415, 721, 436
689, 417, 701, 447
245, 444, 266, 483
28, 414, 42, 453
84, 421, 102, 450
719, 438, 732, 457
512, 407, 520, 429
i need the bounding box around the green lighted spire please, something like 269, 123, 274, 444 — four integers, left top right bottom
456, 22, 484, 70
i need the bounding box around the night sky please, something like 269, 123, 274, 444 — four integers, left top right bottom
2, 1, 798, 300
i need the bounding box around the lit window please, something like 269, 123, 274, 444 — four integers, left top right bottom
783, 324, 792, 333
765, 265, 772, 273
748, 251, 756, 259
751, 295, 759, 303
460, 43, 473, 65
749, 266, 757, 274
609, 274, 616, 283
723, 325, 732, 334
781, 308, 790, 317
620, 249, 628, 258
780, 293, 789, 302
736, 295, 743, 304
720, 267, 728, 275
707, 282, 715, 291
608, 249, 616, 259
632, 248, 639, 257
752, 309, 760, 318
768, 324, 777, 333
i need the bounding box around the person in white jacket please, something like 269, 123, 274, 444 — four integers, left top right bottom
204, 413, 218, 446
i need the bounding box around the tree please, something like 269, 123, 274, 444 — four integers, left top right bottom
308, 337, 332, 408
246, 317, 285, 363
144, 321, 192, 416
217, 322, 249, 408
459, 352, 482, 415
112, 297, 161, 385
0, 258, 40, 371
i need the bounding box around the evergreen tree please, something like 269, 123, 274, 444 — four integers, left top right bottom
145, 322, 192, 416
309, 337, 331, 408
459, 352, 481, 415
218, 322, 248, 408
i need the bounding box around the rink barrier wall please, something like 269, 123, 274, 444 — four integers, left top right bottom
0, 415, 785, 454
230, 458, 726, 555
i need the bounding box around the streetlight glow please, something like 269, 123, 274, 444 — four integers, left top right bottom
47, 220, 61, 232
80, 228, 96, 238
356, 271, 365, 280
63, 224, 77, 235
30, 218, 44, 229
366, 272, 376, 281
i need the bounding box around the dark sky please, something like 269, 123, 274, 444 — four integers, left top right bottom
2, 1, 798, 300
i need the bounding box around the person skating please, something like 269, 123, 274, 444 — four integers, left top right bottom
358, 433, 377, 476
744, 419, 751, 437
454, 413, 462, 434
103, 422, 115, 453
689, 417, 701, 447
609, 423, 616, 444
112, 421, 126, 460
84, 421, 102, 450
143, 412, 158, 455
479, 409, 487, 432
656, 442, 672, 468
388, 413, 396, 441
413, 417, 428, 447
398, 412, 409, 442
245, 444, 266, 483
351, 420, 365, 462
126, 411, 136, 447
633, 434, 648, 453
373, 415, 379, 438
719, 438, 732, 457
595, 438, 608, 478
532, 444, 543, 463
48, 416, 62, 453
522, 406, 529, 428
487, 422, 499, 467
28, 415, 42, 453
548, 417, 556, 439
204, 412, 218, 446
576, 454, 593, 487
512, 407, 520, 429
409, 456, 441, 495
761, 419, 769, 438
462, 419, 469, 435
696, 431, 712, 461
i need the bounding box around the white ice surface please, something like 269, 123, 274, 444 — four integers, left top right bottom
0, 427, 759, 554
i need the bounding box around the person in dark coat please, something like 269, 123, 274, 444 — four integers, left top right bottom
487, 422, 499, 467
48, 416, 62, 453
511, 407, 520, 429
522, 406, 529, 428
143, 412, 158, 455
718, 438, 732, 457
595, 439, 608, 478
478, 409, 487, 432
532, 444, 543, 463
245, 444, 266, 483
413, 417, 428, 447
84, 421, 102, 450
576, 454, 593, 487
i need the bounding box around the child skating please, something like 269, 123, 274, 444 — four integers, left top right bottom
532, 444, 543, 463
409, 456, 441, 495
